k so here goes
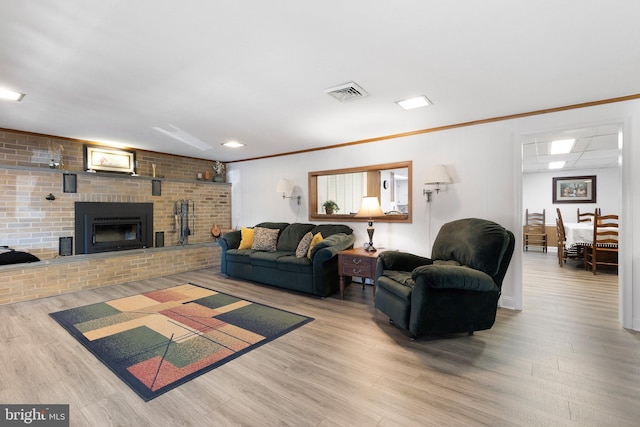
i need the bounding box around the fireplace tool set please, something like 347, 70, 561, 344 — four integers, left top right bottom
174, 200, 195, 245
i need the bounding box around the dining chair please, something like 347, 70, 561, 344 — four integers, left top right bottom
524, 209, 547, 252
577, 207, 601, 223
556, 208, 580, 267
584, 210, 618, 274
556, 218, 565, 267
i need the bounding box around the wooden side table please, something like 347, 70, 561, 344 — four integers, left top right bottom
337, 248, 384, 299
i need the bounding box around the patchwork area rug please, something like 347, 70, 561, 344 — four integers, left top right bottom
50, 283, 313, 401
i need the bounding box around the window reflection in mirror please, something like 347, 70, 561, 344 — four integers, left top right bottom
308, 161, 412, 223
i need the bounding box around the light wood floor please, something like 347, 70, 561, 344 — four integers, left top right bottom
0, 252, 637, 426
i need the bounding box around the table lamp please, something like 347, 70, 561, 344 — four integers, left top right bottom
355, 196, 384, 252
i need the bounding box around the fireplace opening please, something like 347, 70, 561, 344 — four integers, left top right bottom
75, 202, 153, 254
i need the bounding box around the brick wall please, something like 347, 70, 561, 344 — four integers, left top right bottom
0, 128, 232, 304
0, 245, 218, 304
0, 128, 225, 181
0, 129, 231, 259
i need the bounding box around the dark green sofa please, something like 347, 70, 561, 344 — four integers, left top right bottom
374, 218, 515, 339
218, 222, 355, 297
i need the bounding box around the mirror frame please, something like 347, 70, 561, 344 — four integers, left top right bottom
308, 161, 412, 223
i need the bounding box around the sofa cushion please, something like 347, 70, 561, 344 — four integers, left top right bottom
277, 223, 315, 252
249, 250, 292, 267
311, 224, 353, 238
238, 227, 255, 249
295, 231, 314, 258
276, 255, 312, 273
252, 227, 280, 251
225, 248, 254, 264
307, 232, 324, 257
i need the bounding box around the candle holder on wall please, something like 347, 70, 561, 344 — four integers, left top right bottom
63, 173, 77, 193
152, 179, 161, 196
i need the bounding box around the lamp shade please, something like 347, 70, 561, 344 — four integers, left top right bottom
424, 164, 451, 185
276, 178, 293, 195
355, 196, 384, 218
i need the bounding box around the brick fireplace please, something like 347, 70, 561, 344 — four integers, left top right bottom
74, 202, 154, 254
0, 128, 232, 304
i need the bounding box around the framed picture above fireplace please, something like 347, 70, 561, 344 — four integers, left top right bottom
84, 144, 136, 174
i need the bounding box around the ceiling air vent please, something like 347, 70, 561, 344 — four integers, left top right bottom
324, 82, 369, 102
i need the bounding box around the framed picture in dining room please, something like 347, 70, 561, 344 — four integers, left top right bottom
552, 175, 597, 203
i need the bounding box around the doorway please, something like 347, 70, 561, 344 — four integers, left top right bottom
520, 122, 623, 319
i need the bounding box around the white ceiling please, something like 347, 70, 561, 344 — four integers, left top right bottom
1, 1, 639, 163
522, 124, 620, 173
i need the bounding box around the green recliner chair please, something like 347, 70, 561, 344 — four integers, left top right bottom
374, 218, 515, 339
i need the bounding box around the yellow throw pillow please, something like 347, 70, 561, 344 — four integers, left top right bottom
307, 232, 324, 258
238, 227, 255, 249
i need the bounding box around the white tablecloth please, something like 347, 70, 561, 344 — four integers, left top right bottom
564, 222, 617, 247
563, 222, 593, 247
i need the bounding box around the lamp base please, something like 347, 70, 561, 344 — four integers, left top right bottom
366, 221, 377, 252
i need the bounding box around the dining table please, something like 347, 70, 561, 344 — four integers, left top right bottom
563, 222, 618, 247
563, 222, 595, 247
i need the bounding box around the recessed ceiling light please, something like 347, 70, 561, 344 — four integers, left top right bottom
549, 161, 566, 169
396, 95, 431, 110
550, 139, 575, 155
222, 141, 245, 148
0, 87, 25, 101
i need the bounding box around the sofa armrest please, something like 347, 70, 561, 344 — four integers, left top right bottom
311, 233, 356, 296
218, 230, 241, 275
412, 264, 498, 292
312, 233, 356, 264
219, 229, 241, 251
376, 251, 432, 278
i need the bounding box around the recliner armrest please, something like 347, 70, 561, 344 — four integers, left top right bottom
412, 264, 499, 292
377, 251, 432, 273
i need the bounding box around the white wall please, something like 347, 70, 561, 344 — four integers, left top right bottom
227, 98, 639, 330
523, 167, 619, 225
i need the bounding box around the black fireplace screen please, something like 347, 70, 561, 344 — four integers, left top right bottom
94, 220, 140, 243
75, 202, 153, 254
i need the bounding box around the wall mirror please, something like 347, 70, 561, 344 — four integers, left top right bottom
308, 161, 412, 223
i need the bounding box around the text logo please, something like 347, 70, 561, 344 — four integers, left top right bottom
0, 405, 69, 427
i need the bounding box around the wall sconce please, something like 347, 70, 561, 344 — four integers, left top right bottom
276, 178, 301, 205
423, 164, 452, 202
355, 196, 384, 252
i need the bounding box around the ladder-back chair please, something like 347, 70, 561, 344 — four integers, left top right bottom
577, 207, 601, 223
584, 210, 618, 274
524, 209, 547, 252
556, 208, 580, 267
